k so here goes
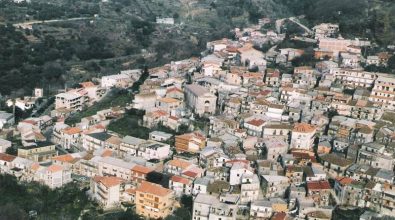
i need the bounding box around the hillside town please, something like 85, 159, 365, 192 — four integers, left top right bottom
1, 19, 395, 220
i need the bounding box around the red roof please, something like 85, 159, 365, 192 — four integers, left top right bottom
0, 153, 16, 162
93, 176, 124, 188
307, 180, 331, 190
335, 177, 354, 186
171, 175, 191, 185
182, 170, 199, 178
166, 87, 183, 94
271, 212, 287, 220
246, 119, 265, 127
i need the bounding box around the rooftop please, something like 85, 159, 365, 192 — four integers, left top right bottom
136, 181, 172, 197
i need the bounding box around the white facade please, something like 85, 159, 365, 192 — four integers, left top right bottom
0, 111, 15, 129
0, 138, 12, 153
240, 174, 260, 204
55, 89, 88, 111
98, 157, 135, 181
101, 73, 133, 88
229, 162, 254, 186
290, 123, 316, 150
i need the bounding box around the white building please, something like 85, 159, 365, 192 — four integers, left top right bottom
290, 123, 316, 151
0, 111, 15, 129
261, 175, 289, 198
90, 175, 124, 209
33, 164, 72, 189
169, 175, 193, 197
370, 74, 395, 109
101, 73, 134, 88
263, 137, 289, 161
98, 157, 136, 181
192, 194, 237, 220
55, 89, 88, 111
240, 173, 260, 204
0, 138, 12, 153
229, 162, 254, 186
313, 23, 339, 39
192, 177, 212, 196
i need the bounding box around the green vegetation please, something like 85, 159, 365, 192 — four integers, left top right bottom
0, 0, 291, 96
107, 109, 151, 139
332, 206, 365, 220
165, 195, 193, 220
65, 88, 133, 126
278, 0, 395, 45
0, 174, 95, 219
0, 174, 143, 220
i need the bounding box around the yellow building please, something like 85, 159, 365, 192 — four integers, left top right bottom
18, 141, 57, 162
175, 132, 206, 153
135, 181, 175, 219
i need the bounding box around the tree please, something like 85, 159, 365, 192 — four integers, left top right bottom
5, 146, 17, 156
146, 171, 170, 188
388, 55, 395, 71
0, 203, 28, 220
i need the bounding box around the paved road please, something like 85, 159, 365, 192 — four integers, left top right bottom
13, 17, 91, 29
288, 17, 313, 34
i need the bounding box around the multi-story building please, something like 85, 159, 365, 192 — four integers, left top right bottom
175, 132, 206, 153
192, 194, 237, 220
313, 23, 339, 39
244, 118, 265, 137
263, 137, 289, 161
55, 89, 88, 111
135, 181, 175, 219
357, 142, 394, 170
101, 73, 134, 88
90, 175, 125, 209
184, 84, 217, 116
306, 180, 332, 206
261, 175, 289, 198
155, 97, 182, 113
18, 142, 57, 162
369, 74, 395, 109
330, 68, 376, 89
131, 164, 153, 184
169, 175, 193, 197
82, 132, 112, 151
33, 164, 72, 189
98, 157, 135, 181
240, 173, 260, 204
290, 123, 316, 151
249, 198, 288, 219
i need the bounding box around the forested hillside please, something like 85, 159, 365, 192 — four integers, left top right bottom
0, 0, 394, 96
278, 0, 395, 45
0, 0, 290, 96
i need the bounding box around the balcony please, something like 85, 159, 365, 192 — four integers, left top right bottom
98, 190, 107, 200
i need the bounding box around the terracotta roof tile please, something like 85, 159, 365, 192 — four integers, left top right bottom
171, 175, 191, 185
47, 164, 63, 173
52, 154, 74, 163
132, 165, 153, 174
94, 175, 124, 188
335, 177, 354, 186
0, 153, 16, 162
307, 180, 331, 190
136, 181, 172, 197
63, 127, 82, 135
293, 123, 316, 133
246, 119, 265, 127
168, 159, 192, 170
